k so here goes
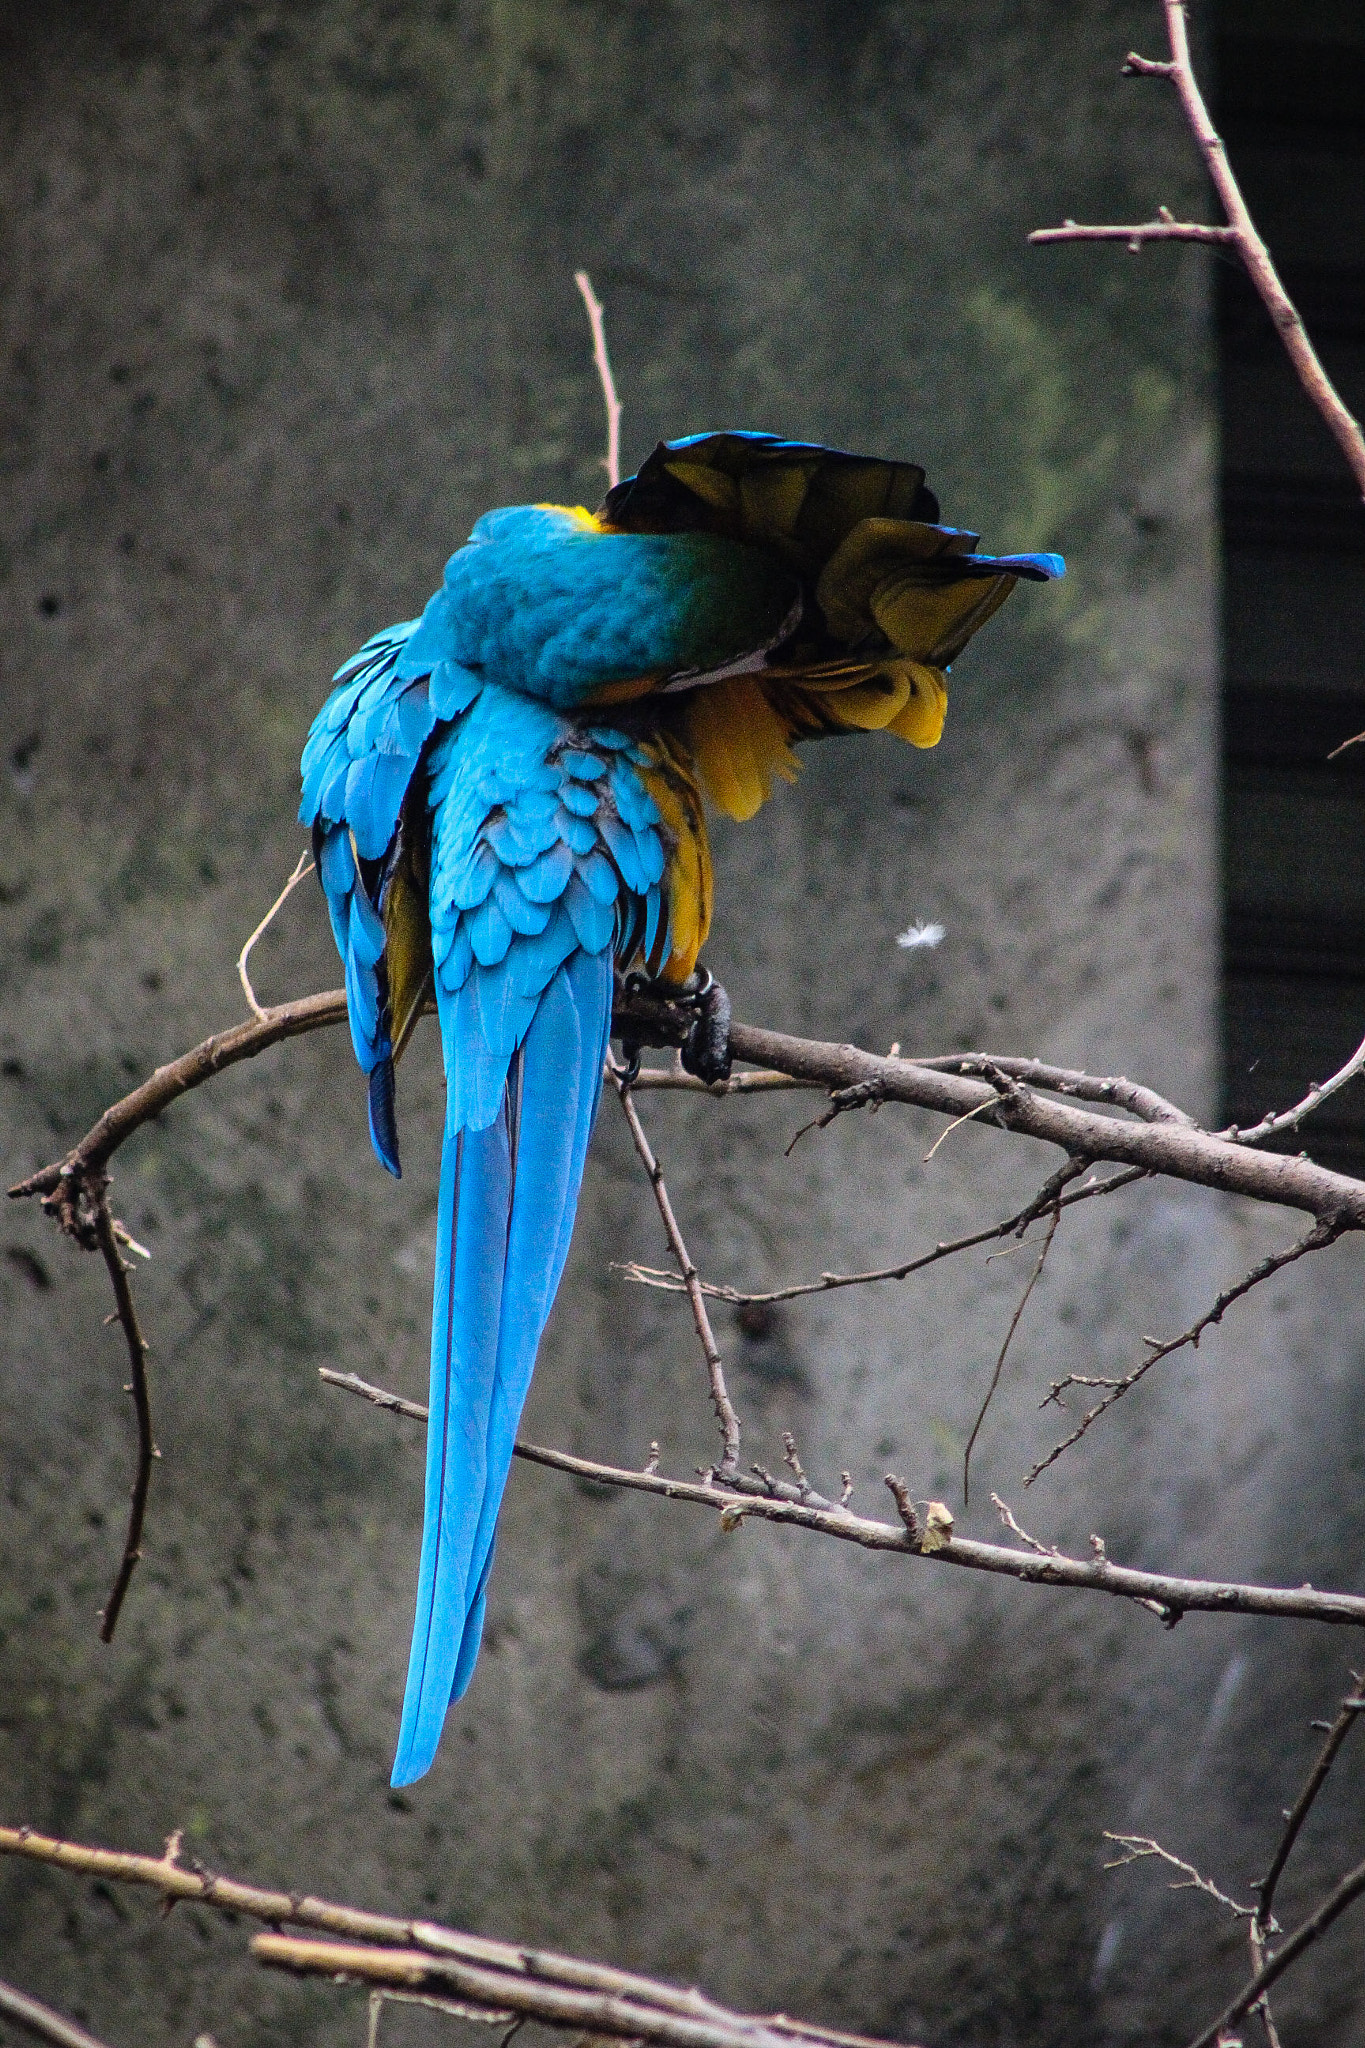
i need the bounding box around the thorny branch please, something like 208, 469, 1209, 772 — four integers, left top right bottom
1027, 1215, 1346, 1485
0, 1827, 915, 2048
1029, 0, 1365, 502
320, 1365, 1365, 1634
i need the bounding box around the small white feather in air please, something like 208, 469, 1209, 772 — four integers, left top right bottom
896, 919, 946, 951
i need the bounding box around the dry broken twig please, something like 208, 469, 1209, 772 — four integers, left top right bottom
319, 1366, 1365, 1632
0, 1827, 914, 2048
235, 847, 314, 1020
1028, 1215, 1346, 1485
1029, 0, 1365, 501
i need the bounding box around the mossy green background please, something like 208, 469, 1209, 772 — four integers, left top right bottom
3, 4, 1363, 2045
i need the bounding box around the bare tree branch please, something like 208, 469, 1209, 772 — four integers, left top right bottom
1229, 1032, 1365, 1148
0, 1828, 915, 2048
1030, 210, 1236, 250
0, 1978, 117, 2048
15, 994, 1365, 1235
1029, 0, 1365, 501
617, 1164, 1143, 1310
318, 1368, 1365, 1632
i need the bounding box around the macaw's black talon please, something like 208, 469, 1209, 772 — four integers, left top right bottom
680, 971, 732, 1086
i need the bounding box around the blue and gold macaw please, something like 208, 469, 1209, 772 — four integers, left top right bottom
299, 432, 1063, 1785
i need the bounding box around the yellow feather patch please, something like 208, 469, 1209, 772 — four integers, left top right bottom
883, 663, 948, 747
684, 679, 802, 823
531, 503, 603, 531
637, 733, 714, 983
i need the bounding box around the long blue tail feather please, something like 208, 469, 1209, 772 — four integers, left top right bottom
390, 948, 612, 1786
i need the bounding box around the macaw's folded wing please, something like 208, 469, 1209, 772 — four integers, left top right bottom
600, 430, 941, 568
605, 433, 1064, 822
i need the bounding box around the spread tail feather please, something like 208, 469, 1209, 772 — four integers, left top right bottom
391, 948, 612, 1785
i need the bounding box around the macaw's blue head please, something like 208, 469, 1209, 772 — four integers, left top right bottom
438, 502, 800, 711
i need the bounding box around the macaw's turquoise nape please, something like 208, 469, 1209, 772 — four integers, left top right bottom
298, 430, 1064, 1786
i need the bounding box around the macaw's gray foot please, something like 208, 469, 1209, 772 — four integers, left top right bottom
614, 965, 733, 1086
677, 967, 732, 1086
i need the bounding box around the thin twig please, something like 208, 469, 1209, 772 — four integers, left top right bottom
963, 1198, 1063, 1505
630, 1067, 811, 1095
990, 1493, 1054, 1558
913, 1054, 1195, 1127
1030, 209, 1236, 250
0, 1828, 911, 2048
615, 1163, 1138, 1309
318, 1369, 1365, 1630
1030, 2, 1365, 501
1230, 1030, 1365, 1147
1027, 1216, 1346, 1486
319, 1367, 426, 1421
0, 1978, 117, 2048
1104, 1833, 1255, 1919
611, 1072, 741, 1474
1186, 1854, 1365, 2048
92, 1192, 158, 1643
236, 849, 314, 1020
573, 270, 622, 490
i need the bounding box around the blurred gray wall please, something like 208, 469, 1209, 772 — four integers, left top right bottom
1, 4, 1361, 2045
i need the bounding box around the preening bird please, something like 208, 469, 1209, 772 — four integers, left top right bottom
299, 431, 1064, 1785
